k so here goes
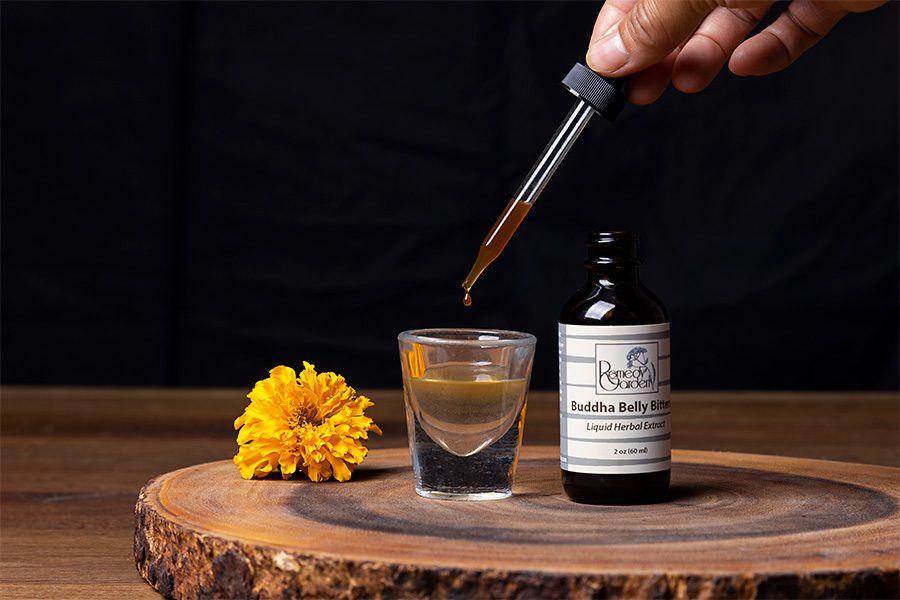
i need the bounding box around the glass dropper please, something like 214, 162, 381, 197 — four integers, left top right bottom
514, 98, 595, 206
461, 63, 627, 306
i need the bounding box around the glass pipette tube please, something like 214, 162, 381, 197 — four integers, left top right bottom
514, 98, 595, 206
461, 63, 626, 306
460, 99, 596, 305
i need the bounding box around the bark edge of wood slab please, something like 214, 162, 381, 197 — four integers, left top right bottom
134, 446, 900, 599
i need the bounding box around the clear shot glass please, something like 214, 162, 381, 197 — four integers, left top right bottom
397, 329, 537, 500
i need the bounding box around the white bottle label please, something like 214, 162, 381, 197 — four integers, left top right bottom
559, 323, 671, 474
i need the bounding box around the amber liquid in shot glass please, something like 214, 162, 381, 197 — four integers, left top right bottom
398, 329, 536, 500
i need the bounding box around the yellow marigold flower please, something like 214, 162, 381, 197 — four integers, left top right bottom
233, 362, 381, 482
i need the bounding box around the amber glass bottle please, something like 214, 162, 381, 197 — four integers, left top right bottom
559, 231, 670, 504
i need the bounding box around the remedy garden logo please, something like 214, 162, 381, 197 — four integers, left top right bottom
595, 343, 659, 395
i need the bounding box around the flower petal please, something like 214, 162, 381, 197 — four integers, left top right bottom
326, 453, 353, 482
305, 459, 331, 482
269, 365, 297, 383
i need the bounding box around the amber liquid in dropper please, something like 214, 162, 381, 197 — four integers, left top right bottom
461, 197, 532, 305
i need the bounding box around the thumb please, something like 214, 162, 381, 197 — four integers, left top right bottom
587, 0, 718, 76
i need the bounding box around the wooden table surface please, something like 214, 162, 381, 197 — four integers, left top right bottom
1, 387, 898, 599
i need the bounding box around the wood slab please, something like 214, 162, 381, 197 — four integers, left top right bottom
135, 446, 900, 599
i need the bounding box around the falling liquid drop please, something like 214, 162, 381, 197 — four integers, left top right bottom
462, 291, 472, 307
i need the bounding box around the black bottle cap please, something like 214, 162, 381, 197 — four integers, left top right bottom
585, 231, 640, 266
562, 63, 627, 122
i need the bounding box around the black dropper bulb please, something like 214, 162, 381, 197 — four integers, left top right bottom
561, 63, 627, 122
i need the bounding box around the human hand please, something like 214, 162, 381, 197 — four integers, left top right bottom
587, 0, 887, 104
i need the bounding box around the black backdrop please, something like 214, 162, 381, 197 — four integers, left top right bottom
2, 2, 898, 390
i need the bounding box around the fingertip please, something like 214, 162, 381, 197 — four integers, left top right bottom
625, 81, 664, 106
586, 29, 631, 76
671, 38, 722, 93
727, 42, 755, 76
624, 51, 677, 105
729, 34, 791, 76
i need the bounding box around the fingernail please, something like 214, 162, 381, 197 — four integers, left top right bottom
587, 30, 629, 74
